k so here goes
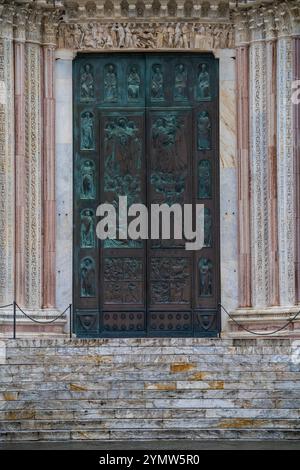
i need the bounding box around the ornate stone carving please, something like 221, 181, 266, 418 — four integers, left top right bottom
24, 40, 42, 308
58, 21, 235, 50
0, 5, 15, 305
277, 36, 295, 306
249, 38, 269, 307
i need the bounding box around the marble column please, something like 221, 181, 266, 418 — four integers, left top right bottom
265, 12, 279, 306
235, 40, 251, 307
14, 10, 26, 306
276, 32, 295, 306
0, 7, 15, 305
42, 18, 57, 308
23, 12, 43, 308
55, 50, 75, 311
249, 12, 269, 308
294, 36, 300, 303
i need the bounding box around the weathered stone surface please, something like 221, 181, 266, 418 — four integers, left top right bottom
0, 338, 299, 441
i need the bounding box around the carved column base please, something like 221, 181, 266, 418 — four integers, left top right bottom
225, 306, 300, 338
0, 309, 67, 336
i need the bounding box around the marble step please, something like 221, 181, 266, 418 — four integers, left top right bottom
1, 428, 300, 442
1, 407, 299, 420
1, 418, 300, 432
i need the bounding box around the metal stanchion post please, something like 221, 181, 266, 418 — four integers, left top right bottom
13, 301, 16, 340
69, 304, 72, 339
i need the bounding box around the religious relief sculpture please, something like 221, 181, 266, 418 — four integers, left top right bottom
198, 257, 213, 297
150, 257, 189, 304
174, 64, 188, 100
80, 111, 94, 150
197, 64, 211, 100
80, 64, 94, 101
58, 22, 234, 51
151, 64, 164, 100
80, 209, 95, 248
104, 258, 143, 304
127, 65, 141, 100
197, 111, 211, 150
198, 160, 212, 199
151, 114, 187, 206
104, 64, 118, 102
80, 257, 96, 297
80, 160, 96, 200
204, 207, 212, 247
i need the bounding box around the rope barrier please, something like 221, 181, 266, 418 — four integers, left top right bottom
0, 303, 14, 309
15, 303, 69, 324
219, 303, 300, 336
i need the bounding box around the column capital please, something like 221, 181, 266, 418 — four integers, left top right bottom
42, 10, 62, 47
26, 6, 43, 44
248, 7, 265, 42
233, 10, 250, 47
0, 4, 14, 40
14, 8, 28, 43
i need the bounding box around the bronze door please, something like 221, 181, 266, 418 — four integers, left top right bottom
73, 53, 220, 337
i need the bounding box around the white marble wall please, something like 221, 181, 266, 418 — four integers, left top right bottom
54, 49, 239, 332
218, 49, 239, 331
55, 51, 74, 311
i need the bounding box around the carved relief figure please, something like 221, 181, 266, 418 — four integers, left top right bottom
199, 257, 213, 297
80, 257, 96, 297
59, 22, 234, 51
80, 160, 95, 199
128, 65, 141, 100
151, 64, 164, 100
80, 111, 94, 150
80, 209, 95, 248
197, 111, 211, 150
174, 63, 187, 100
197, 63, 211, 100
204, 207, 212, 247
104, 64, 118, 101
80, 64, 94, 100
198, 160, 212, 198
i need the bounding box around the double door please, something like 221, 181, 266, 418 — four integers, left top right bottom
73, 53, 220, 337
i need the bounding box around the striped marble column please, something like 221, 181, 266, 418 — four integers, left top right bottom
265, 11, 279, 306
276, 30, 295, 306
0, 6, 15, 305
249, 11, 269, 308
14, 9, 27, 306
235, 12, 251, 307
294, 36, 300, 303
23, 11, 43, 308
42, 17, 57, 308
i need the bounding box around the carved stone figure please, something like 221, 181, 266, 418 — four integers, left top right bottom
80, 160, 95, 199
80, 209, 95, 248
198, 160, 212, 198
151, 64, 164, 100
80, 111, 94, 150
80, 257, 96, 297
198, 110, 211, 149
58, 22, 234, 51
199, 257, 213, 297
204, 207, 212, 247
197, 63, 211, 99
104, 64, 118, 101
80, 64, 94, 100
174, 63, 187, 100
128, 65, 141, 100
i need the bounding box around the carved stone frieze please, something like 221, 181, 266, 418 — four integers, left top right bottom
58, 21, 235, 50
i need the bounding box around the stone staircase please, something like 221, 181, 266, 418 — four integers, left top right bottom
0, 337, 299, 441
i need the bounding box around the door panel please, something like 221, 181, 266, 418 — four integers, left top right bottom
73, 53, 220, 337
